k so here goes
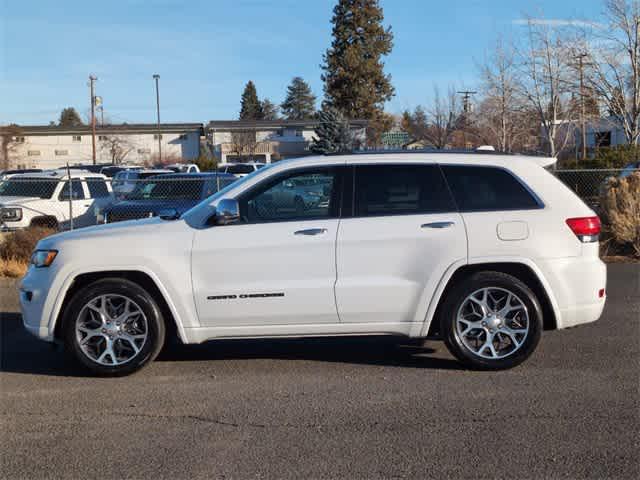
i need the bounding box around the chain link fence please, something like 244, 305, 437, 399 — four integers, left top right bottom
553, 168, 635, 208
0, 173, 236, 232
1, 167, 638, 232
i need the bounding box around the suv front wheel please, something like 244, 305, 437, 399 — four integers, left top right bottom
62, 278, 165, 376
441, 271, 543, 370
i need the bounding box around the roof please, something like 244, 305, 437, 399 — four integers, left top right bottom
258, 152, 557, 170
146, 172, 237, 180
11, 169, 107, 179
206, 119, 368, 130
1, 123, 204, 136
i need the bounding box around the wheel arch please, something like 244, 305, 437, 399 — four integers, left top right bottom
53, 269, 185, 343
424, 260, 559, 338
30, 215, 59, 229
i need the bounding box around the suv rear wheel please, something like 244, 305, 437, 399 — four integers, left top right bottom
441, 271, 542, 370
62, 278, 165, 376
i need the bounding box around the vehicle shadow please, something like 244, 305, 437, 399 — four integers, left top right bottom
1, 312, 464, 377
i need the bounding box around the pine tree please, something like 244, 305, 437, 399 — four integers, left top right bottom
310, 107, 352, 154
281, 77, 317, 119
58, 107, 83, 127
321, 0, 394, 123
239, 81, 264, 120
261, 99, 280, 120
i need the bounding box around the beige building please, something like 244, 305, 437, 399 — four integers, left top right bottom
206, 119, 368, 163
1, 123, 203, 169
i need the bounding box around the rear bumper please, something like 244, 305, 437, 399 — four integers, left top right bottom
537, 256, 607, 329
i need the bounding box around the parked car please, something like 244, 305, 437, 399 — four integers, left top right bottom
111, 169, 173, 199
164, 163, 200, 174
0, 168, 42, 181
217, 162, 266, 177
251, 173, 332, 216
60, 163, 113, 174
99, 165, 143, 178
0, 170, 112, 231
99, 172, 237, 223
20, 153, 607, 376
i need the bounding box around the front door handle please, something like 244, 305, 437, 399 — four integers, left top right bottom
294, 228, 327, 236
421, 221, 455, 229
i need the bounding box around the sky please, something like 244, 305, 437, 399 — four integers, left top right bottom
0, 0, 603, 125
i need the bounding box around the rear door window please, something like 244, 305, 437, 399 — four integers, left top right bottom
58, 180, 86, 200
353, 164, 455, 217
441, 165, 541, 212
86, 177, 109, 198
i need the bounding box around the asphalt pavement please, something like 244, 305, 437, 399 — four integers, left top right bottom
1, 265, 639, 479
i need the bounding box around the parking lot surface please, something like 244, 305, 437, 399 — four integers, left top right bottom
1, 265, 639, 479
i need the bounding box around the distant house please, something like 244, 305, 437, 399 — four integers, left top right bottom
1, 123, 203, 169
582, 116, 627, 149
206, 119, 368, 163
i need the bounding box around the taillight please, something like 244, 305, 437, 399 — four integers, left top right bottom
566, 216, 601, 243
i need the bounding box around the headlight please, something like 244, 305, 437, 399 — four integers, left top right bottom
0, 207, 22, 222
30, 250, 58, 268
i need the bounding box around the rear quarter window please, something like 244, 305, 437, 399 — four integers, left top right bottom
441, 165, 541, 212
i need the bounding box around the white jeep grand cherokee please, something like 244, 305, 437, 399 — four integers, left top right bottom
20, 154, 607, 375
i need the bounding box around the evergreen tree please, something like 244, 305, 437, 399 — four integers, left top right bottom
310, 107, 352, 154
261, 99, 280, 120
239, 81, 264, 120
58, 107, 83, 127
321, 0, 394, 124
281, 77, 317, 119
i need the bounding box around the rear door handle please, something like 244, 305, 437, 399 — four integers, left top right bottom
421, 221, 455, 229
294, 228, 327, 236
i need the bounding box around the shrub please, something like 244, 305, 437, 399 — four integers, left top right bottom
0, 227, 56, 262
599, 172, 640, 257
560, 145, 640, 170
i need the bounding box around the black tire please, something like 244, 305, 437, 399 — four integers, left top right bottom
62, 278, 166, 376
441, 271, 542, 370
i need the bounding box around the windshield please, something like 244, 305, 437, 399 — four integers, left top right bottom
127, 178, 204, 200
0, 178, 58, 198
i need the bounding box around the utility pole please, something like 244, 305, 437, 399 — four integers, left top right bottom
153, 74, 162, 163
89, 75, 97, 164
457, 91, 477, 149
574, 53, 589, 161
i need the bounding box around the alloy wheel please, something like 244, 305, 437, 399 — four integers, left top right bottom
75, 294, 148, 366
455, 287, 530, 360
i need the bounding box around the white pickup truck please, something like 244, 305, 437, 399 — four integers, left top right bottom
0, 170, 112, 231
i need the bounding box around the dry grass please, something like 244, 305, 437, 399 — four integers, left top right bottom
599, 172, 640, 258
0, 258, 29, 278
0, 227, 56, 262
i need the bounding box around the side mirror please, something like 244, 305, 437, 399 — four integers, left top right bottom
158, 208, 179, 220
216, 198, 240, 225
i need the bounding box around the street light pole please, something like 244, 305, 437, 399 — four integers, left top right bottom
89, 74, 97, 164
153, 74, 162, 163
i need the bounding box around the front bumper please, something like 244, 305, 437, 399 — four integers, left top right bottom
20, 266, 59, 342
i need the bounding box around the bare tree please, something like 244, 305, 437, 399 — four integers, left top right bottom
1, 125, 23, 170
586, 0, 640, 145
229, 129, 259, 161
518, 17, 577, 157
477, 38, 527, 152
99, 136, 134, 164
424, 85, 461, 149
